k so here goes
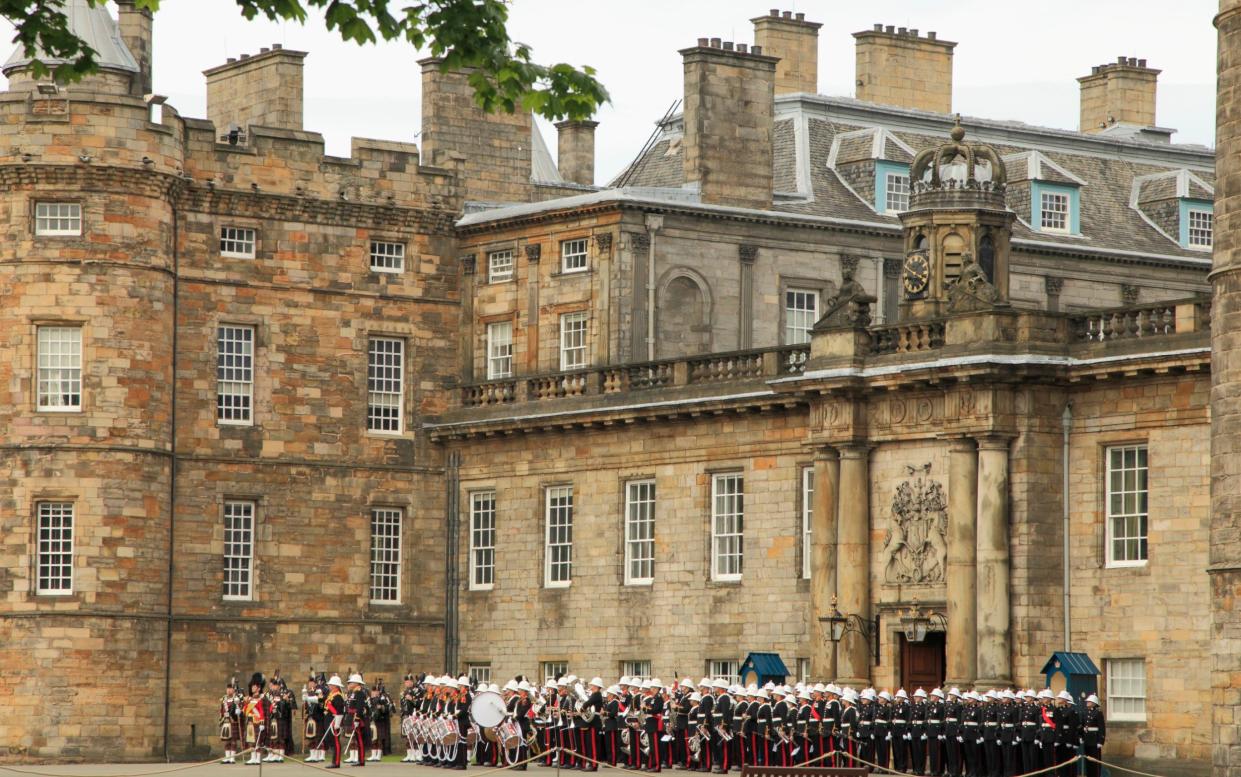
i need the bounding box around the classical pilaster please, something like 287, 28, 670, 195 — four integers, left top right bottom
739, 244, 757, 348
945, 437, 978, 689
525, 242, 541, 373
810, 446, 840, 680
975, 435, 1012, 689
460, 254, 476, 381
836, 443, 871, 686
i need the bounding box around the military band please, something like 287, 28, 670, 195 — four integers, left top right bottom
214, 670, 1104, 774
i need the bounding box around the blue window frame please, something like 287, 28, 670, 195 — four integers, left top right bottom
875, 161, 911, 214
1031, 182, 1080, 235
1179, 199, 1213, 249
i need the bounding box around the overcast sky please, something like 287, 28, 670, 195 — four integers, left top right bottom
0, 1, 1219, 182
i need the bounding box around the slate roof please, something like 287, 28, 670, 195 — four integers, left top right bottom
4, 0, 138, 75
608, 95, 1215, 264
1040, 652, 1101, 677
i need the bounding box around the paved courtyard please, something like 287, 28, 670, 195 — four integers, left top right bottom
0, 762, 606, 777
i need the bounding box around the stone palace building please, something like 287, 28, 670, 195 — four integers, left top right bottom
0, 2, 1231, 775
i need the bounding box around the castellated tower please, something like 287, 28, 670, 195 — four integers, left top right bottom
1215, 2, 1241, 775
0, 1, 463, 760
0, 1, 179, 759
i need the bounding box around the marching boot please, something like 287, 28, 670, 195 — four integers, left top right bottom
246, 751, 262, 765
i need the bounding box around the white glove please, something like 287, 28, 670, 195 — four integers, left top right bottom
921, 734, 927, 741
956, 737, 963, 743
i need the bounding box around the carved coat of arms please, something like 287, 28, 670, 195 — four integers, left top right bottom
880, 463, 948, 585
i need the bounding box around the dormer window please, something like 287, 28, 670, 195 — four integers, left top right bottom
1032, 183, 1080, 235
876, 162, 910, 214
1181, 200, 1213, 250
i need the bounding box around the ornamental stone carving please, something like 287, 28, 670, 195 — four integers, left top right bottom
880, 463, 948, 585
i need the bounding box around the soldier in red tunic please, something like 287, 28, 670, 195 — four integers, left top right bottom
242, 673, 271, 765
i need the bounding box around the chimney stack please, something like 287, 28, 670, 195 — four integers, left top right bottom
556, 120, 598, 185
204, 45, 307, 133
680, 39, 778, 210
115, 0, 152, 97
751, 9, 822, 95
1077, 58, 1160, 133
853, 25, 956, 114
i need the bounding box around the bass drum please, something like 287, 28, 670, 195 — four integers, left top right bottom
470, 690, 508, 728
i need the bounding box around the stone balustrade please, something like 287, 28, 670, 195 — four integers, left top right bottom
458, 298, 1212, 408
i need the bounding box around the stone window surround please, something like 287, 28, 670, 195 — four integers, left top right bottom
218, 221, 260, 259
31, 318, 86, 414
484, 243, 518, 284
216, 323, 256, 427
212, 313, 267, 429
623, 478, 656, 586
468, 489, 497, 592
778, 276, 834, 347
543, 482, 574, 589
1180, 198, 1214, 251
1103, 657, 1147, 723
558, 235, 591, 275
364, 331, 408, 438
221, 498, 256, 602
1031, 181, 1081, 236
799, 463, 813, 581
557, 308, 590, 373
1102, 440, 1149, 569
217, 492, 263, 606
1090, 434, 1150, 572
477, 311, 518, 380
32, 198, 84, 237
708, 469, 745, 584
30, 495, 77, 599
368, 504, 404, 605
368, 237, 407, 273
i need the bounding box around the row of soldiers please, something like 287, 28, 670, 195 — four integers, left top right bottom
217, 671, 396, 767
398, 674, 1106, 777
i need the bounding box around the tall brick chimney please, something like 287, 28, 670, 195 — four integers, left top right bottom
1077, 57, 1160, 133
751, 9, 821, 95
420, 58, 533, 203
204, 45, 307, 133
115, 0, 152, 97
681, 38, 777, 210
854, 24, 956, 114
556, 120, 598, 185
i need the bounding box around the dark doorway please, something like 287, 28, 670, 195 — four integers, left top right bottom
900, 632, 946, 691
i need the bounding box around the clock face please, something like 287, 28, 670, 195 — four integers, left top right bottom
903, 253, 930, 297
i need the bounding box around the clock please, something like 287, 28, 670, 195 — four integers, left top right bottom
903, 252, 930, 297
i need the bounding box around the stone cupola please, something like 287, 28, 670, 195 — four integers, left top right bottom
898, 118, 1014, 320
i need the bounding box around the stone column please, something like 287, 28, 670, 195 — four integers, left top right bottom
836, 444, 871, 686
739, 245, 757, 349
810, 446, 840, 680
945, 438, 978, 689
975, 435, 1012, 689
1212, 5, 1241, 775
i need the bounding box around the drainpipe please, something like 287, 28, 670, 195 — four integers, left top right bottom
444, 451, 461, 672
644, 215, 663, 361
163, 193, 180, 761
1061, 402, 1072, 652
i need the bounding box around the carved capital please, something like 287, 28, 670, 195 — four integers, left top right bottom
739, 244, 759, 264
841, 255, 860, 275
1044, 275, 1064, 295
883, 257, 902, 279
460, 254, 476, 275
1121, 283, 1140, 304
524, 244, 542, 263
630, 233, 650, 252
594, 233, 613, 255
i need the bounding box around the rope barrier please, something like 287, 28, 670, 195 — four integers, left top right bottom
0, 748, 257, 777
1085, 755, 1171, 777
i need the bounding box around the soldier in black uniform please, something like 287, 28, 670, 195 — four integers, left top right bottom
696, 681, 715, 772
892, 689, 912, 773
601, 685, 622, 768
670, 681, 691, 769
857, 689, 876, 765
998, 690, 1018, 777
874, 691, 893, 771
710, 679, 734, 773
1036, 690, 1057, 770
838, 690, 859, 766
981, 691, 1002, 777
1081, 694, 1105, 777
642, 680, 665, 773
399, 675, 420, 763
793, 689, 813, 765
580, 677, 605, 772
1018, 689, 1039, 776
944, 688, 963, 777
925, 688, 946, 777
911, 688, 929, 776
370, 681, 393, 761
733, 687, 751, 767
751, 689, 771, 768
451, 680, 472, 771
961, 691, 983, 777
1053, 691, 1080, 777
345, 673, 371, 767
302, 672, 328, 763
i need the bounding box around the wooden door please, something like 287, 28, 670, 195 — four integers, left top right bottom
900, 632, 946, 691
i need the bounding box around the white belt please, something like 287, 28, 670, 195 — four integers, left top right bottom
1084, 727, 1100, 732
